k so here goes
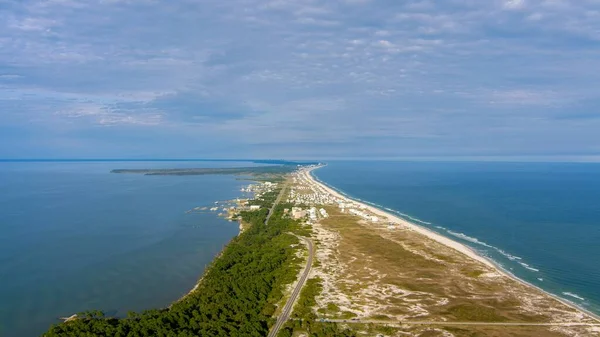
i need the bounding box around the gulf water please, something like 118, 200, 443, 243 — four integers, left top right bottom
0, 161, 254, 337
314, 161, 600, 315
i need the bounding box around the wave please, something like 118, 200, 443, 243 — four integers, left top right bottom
446, 230, 495, 248
387, 209, 432, 225
445, 230, 539, 272
497, 248, 522, 261
519, 262, 540, 272
563, 292, 585, 301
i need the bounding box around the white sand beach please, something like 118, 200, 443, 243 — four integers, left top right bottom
303, 166, 600, 323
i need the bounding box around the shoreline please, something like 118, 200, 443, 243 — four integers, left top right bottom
175, 216, 246, 305
305, 165, 600, 323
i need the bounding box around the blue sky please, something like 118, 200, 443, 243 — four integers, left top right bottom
1, 0, 599, 159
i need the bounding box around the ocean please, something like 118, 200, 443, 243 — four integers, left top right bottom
313, 161, 600, 316
0, 161, 254, 337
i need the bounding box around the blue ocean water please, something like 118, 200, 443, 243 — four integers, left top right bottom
314, 161, 600, 315
0, 161, 255, 337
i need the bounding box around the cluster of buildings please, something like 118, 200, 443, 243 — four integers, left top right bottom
199, 182, 280, 221
241, 181, 277, 200
347, 208, 379, 222
241, 181, 276, 193
289, 206, 328, 222
287, 172, 338, 206
287, 169, 388, 226
286, 186, 338, 206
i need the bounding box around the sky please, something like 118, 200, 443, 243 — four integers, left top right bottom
1, 0, 599, 160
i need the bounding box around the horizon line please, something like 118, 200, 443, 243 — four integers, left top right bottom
2, 156, 600, 163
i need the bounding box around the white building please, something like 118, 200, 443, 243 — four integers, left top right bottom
319, 208, 329, 218
309, 207, 317, 221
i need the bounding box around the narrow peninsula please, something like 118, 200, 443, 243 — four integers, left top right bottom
44, 164, 600, 337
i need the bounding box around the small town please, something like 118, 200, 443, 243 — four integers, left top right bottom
286, 168, 393, 226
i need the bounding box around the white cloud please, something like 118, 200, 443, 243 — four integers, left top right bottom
294, 17, 339, 26
527, 12, 544, 20
55, 103, 165, 126
377, 40, 393, 48
2, 0, 600, 156
0, 74, 23, 79
504, 0, 526, 10
8, 17, 60, 31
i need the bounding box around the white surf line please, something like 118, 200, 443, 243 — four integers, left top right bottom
305, 165, 600, 323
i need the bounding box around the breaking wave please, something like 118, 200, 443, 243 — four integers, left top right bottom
519, 262, 540, 272
444, 230, 538, 273
563, 292, 585, 301
446, 230, 494, 248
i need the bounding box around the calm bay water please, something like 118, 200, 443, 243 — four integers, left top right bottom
314, 161, 600, 315
0, 161, 253, 337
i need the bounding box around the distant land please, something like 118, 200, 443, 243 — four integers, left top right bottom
109, 160, 320, 176
111, 165, 301, 176
0, 158, 320, 165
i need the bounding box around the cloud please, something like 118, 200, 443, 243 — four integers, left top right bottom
504, 0, 526, 10
55, 103, 165, 126
1, 0, 600, 158
0, 74, 23, 79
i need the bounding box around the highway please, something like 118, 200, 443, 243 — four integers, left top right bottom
267, 236, 314, 337
265, 181, 287, 225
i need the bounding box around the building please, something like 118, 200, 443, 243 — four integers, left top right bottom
250, 205, 260, 210
319, 208, 329, 218
309, 207, 317, 221
291, 207, 307, 219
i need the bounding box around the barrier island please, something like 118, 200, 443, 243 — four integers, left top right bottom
44, 164, 600, 337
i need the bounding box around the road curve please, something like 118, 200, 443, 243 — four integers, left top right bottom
267, 236, 314, 337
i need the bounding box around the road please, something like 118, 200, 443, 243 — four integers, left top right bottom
265, 181, 288, 225
320, 318, 600, 327
267, 236, 314, 337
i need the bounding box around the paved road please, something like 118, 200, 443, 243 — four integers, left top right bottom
265, 181, 288, 225
267, 236, 314, 337
321, 318, 600, 327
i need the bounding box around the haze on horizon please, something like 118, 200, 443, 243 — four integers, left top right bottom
1, 0, 599, 160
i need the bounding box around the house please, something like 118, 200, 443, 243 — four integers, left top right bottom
250, 205, 260, 210
319, 208, 329, 218
309, 207, 317, 221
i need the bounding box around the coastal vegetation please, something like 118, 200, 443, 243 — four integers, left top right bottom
44, 175, 354, 337
45, 188, 300, 336
291, 278, 322, 320
247, 189, 280, 208
278, 269, 356, 337
298, 203, 599, 336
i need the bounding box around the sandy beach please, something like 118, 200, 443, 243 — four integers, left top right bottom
304, 165, 600, 323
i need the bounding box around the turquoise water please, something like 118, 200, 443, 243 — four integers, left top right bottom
0, 161, 253, 337
313, 161, 600, 316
